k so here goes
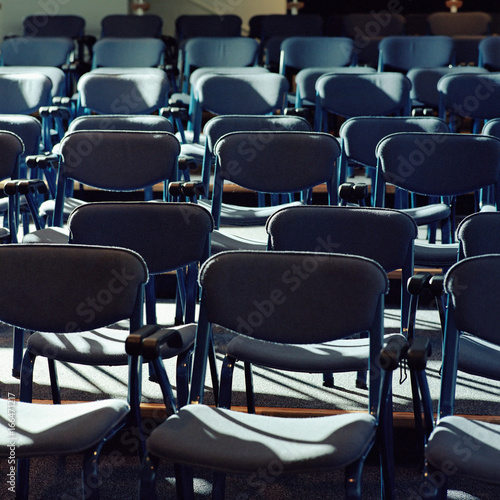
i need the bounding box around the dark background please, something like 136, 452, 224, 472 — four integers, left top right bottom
300, 0, 500, 15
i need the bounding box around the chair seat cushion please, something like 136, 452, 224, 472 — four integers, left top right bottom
226, 333, 405, 372
210, 229, 267, 254
402, 202, 450, 226
0, 398, 129, 457
198, 199, 304, 226
26, 324, 196, 365
425, 416, 500, 485
147, 404, 376, 473
413, 241, 459, 268
458, 333, 500, 380
22, 226, 70, 244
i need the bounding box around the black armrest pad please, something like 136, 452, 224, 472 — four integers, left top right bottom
141, 328, 185, 360
407, 337, 432, 371
380, 336, 409, 371
407, 272, 432, 295
125, 325, 161, 356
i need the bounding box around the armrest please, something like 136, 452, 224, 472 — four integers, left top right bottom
407, 272, 432, 296
39, 105, 73, 121
379, 336, 409, 371
125, 325, 186, 360
25, 153, 59, 170
407, 337, 432, 372
125, 325, 161, 356
338, 182, 368, 206
4, 179, 48, 196
178, 155, 198, 171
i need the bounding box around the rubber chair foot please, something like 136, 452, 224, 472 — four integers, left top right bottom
12, 368, 20, 379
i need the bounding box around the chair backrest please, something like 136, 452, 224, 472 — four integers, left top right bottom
342, 12, 406, 38
294, 66, 376, 107
437, 72, 500, 132
478, 36, 500, 70
314, 72, 412, 131
175, 14, 242, 45
456, 212, 500, 259
191, 73, 289, 143
76, 70, 169, 115
67, 114, 174, 134
0, 130, 24, 180
211, 131, 340, 227
259, 14, 324, 67
0, 37, 74, 67
266, 205, 416, 273
92, 37, 166, 68
0, 73, 52, 114
374, 132, 500, 205
68, 201, 213, 275
199, 250, 387, 344
407, 66, 489, 109
53, 130, 180, 227
181, 36, 259, 92
441, 255, 500, 415
427, 12, 492, 36
0, 244, 147, 333
23, 15, 85, 38
266, 205, 417, 332
378, 36, 455, 72
0, 115, 41, 157
200, 114, 312, 195
101, 14, 164, 38
260, 13, 323, 42
278, 36, 354, 74
339, 116, 450, 171
191, 250, 387, 403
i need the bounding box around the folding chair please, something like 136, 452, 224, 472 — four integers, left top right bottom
101, 14, 164, 38
438, 72, 500, 133
196, 114, 312, 208
0, 243, 148, 500
209, 130, 341, 253
314, 72, 412, 133
220, 205, 415, 404
415, 254, 500, 498
342, 12, 406, 68
374, 132, 500, 271
259, 13, 324, 69
294, 66, 376, 110
478, 36, 500, 70
90, 37, 167, 70
427, 11, 492, 36
44, 201, 213, 410
21, 14, 93, 74
188, 72, 289, 144
139, 250, 400, 500
407, 66, 488, 114
426, 13, 491, 66
0, 36, 76, 96
338, 115, 451, 222
377, 36, 455, 73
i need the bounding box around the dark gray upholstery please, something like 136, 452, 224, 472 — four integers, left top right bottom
0, 399, 129, 457
148, 405, 376, 473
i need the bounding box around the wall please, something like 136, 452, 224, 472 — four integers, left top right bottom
147, 0, 286, 37
0, 0, 128, 39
